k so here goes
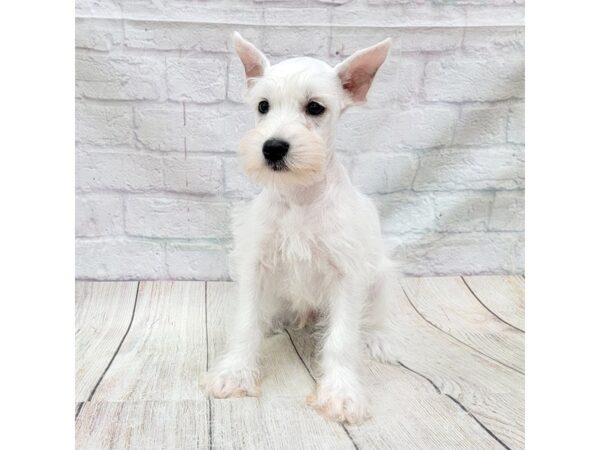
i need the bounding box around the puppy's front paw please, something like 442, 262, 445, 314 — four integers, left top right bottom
203, 368, 260, 399
307, 385, 370, 425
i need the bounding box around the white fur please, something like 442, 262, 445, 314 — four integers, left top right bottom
204, 32, 399, 425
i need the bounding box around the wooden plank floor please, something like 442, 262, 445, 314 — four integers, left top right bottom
75, 276, 525, 450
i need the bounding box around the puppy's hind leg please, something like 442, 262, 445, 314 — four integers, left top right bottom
363, 264, 405, 365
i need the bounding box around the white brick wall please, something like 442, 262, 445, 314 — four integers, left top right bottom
75, 0, 524, 280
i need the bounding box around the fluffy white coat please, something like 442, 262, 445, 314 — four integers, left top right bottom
204, 32, 400, 425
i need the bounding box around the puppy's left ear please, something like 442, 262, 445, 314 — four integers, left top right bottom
335, 38, 392, 106
232, 31, 270, 89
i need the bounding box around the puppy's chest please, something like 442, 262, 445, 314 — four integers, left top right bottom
259, 205, 333, 273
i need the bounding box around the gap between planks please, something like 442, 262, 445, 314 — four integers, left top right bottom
76, 279, 524, 450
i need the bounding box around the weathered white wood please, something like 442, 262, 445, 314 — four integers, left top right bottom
76, 401, 209, 450
75, 281, 138, 401
92, 281, 207, 401
376, 280, 524, 449
401, 277, 524, 373
207, 282, 355, 449
288, 328, 504, 450
463, 275, 525, 332
74, 278, 524, 449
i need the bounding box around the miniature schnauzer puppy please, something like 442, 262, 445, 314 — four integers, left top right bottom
204, 32, 399, 424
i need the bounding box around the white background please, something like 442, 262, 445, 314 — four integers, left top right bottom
2, 1, 600, 449
75, 0, 525, 280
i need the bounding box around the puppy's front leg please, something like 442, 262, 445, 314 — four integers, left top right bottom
204, 268, 264, 398
308, 280, 370, 424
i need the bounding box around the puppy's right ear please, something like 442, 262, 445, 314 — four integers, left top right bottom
232, 32, 270, 88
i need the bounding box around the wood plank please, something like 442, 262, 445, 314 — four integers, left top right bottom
381, 279, 524, 448
76, 401, 208, 450
75, 281, 138, 401
463, 275, 525, 332
401, 277, 524, 373
92, 281, 208, 401
207, 282, 355, 449
288, 328, 504, 450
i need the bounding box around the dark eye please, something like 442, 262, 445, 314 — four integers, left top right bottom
258, 100, 269, 114
306, 101, 325, 116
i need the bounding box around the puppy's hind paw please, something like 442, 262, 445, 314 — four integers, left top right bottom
203, 369, 260, 399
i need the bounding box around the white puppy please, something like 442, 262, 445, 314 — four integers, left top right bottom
204, 32, 399, 424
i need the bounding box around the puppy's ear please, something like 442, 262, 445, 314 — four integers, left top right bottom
232, 32, 270, 88
334, 38, 392, 106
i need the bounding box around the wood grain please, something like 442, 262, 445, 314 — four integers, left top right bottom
207, 281, 355, 449
379, 278, 524, 449
463, 275, 525, 332
401, 277, 524, 373
74, 278, 524, 449
75, 281, 138, 401
288, 328, 504, 449
76, 401, 208, 449
91, 281, 207, 401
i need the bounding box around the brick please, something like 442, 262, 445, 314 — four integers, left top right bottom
254, 0, 310, 3
367, 54, 424, 105
376, 193, 435, 234
76, 152, 163, 191
263, 27, 329, 57
180, 106, 253, 153
389, 231, 523, 275
436, 0, 520, 5
316, 0, 353, 4
76, 0, 122, 17
332, 5, 465, 27
350, 152, 418, 194
163, 156, 223, 194
166, 243, 230, 280
336, 107, 458, 152
134, 107, 183, 152
228, 56, 248, 104
76, 103, 134, 147
489, 190, 525, 231
76, 238, 165, 279
124, 21, 261, 52
121, 3, 264, 22
76, 195, 124, 237
224, 157, 261, 198
425, 53, 524, 102
414, 145, 524, 191
397, 27, 464, 53
75, 1, 527, 279
166, 57, 227, 103
368, 0, 414, 4
125, 197, 231, 239
331, 27, 462, 57
453, 104, 508, 145
75, 18, 123, 51
466, 6, 524, 27
76, 54, 166, 100
463, 27, 525, 51
264, 8, 329, 25
433, 192, 494, 232
507, 103, 525, 144
135, 106, 253, 153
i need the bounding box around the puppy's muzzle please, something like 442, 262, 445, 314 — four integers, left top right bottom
262, 139, 289, 171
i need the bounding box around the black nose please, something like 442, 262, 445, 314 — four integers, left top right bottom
262, 139, 289, 163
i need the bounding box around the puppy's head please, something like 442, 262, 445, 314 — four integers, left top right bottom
233, 32, 391, 188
